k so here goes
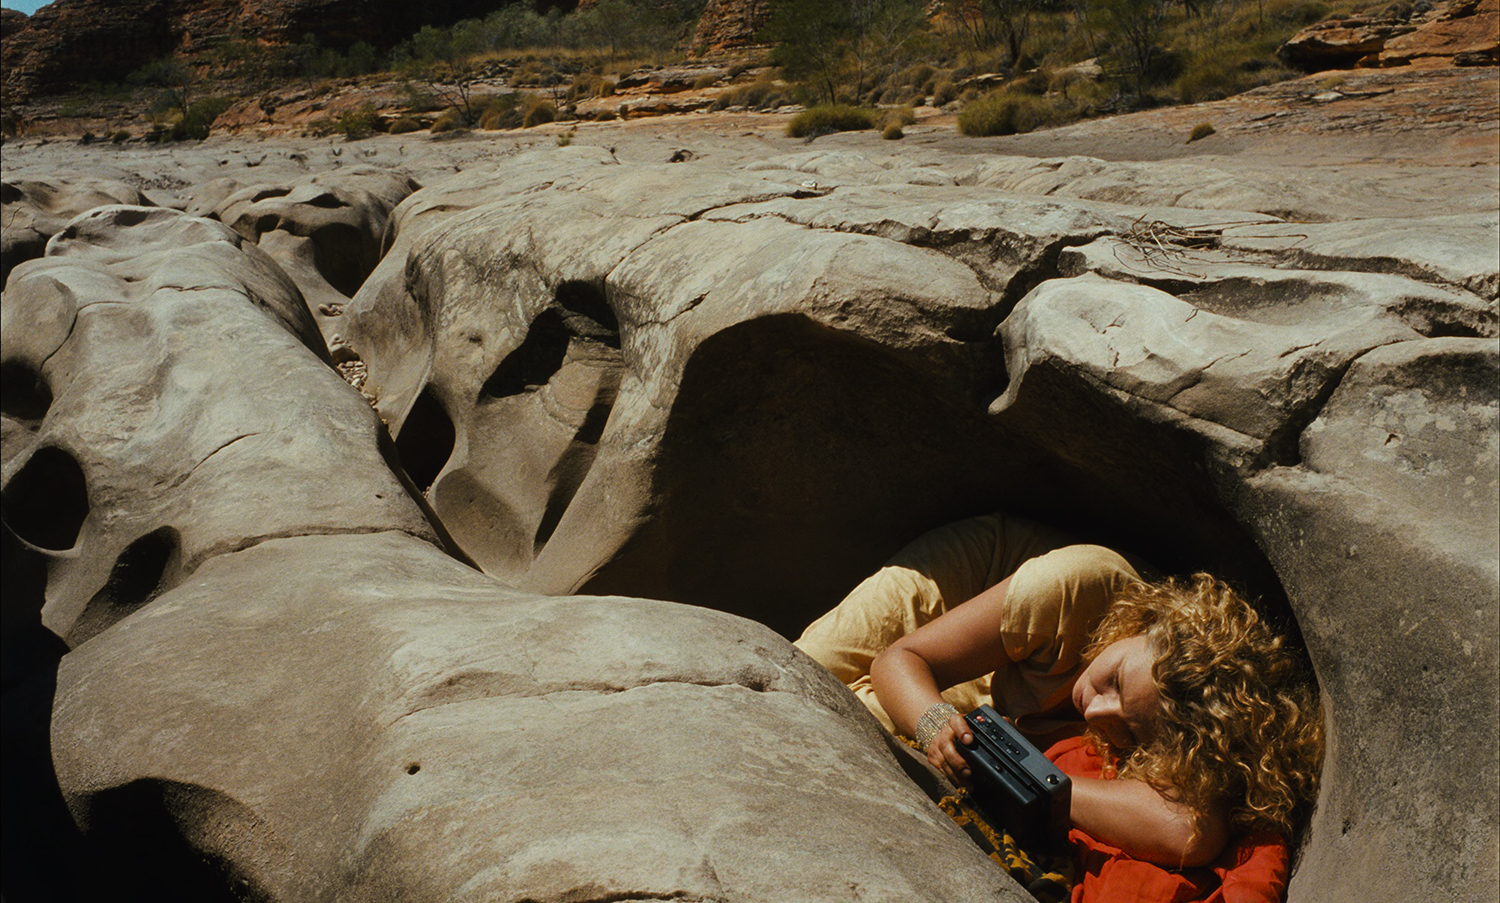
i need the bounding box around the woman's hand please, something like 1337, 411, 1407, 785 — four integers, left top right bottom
870, 576, 1016, 777
925, 712, 975, 785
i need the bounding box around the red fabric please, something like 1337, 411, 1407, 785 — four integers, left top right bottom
1044, 736, 1290, 903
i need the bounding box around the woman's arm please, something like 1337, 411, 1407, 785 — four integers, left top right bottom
1070, 775, 1230, 867
869, 576, 1016, 783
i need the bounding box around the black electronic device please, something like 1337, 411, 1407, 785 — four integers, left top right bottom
956, 704, 1073, 850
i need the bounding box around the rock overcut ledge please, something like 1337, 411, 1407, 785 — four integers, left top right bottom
2, 135, 1496, 902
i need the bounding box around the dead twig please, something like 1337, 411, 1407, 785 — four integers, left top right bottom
1111, 217, 1308, 278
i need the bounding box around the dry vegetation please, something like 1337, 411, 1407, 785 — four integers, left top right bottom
12, 0, 1394, 143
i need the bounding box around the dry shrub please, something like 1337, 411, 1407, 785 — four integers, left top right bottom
429, 108, 464, 133
785, 104, 877, 138
957, 91, 1068, 137
877, 105, 917, 130
522, 97, 556, 128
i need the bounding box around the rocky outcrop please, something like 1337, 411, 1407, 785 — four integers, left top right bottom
2, 134, 1496, 903
1279, 0, 1499, 70
0, 176, 152, 288
344, 148, 1495, 903
1, 185, 1022, 902
0, 0, 508, 101
206, 166, 420, 344
690, 0, 771, 56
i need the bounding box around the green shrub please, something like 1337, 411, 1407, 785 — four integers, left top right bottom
180, 96, 233, 140
933, 79, 958, 106
110, 129, 131, 143
1010, 70, 1050, 95
389, 117, 424, 134
785, 104, 877, 138
957, 92, 1065, 137
900, 63, 935, 89
882, 123, 904, 140
1187, 121, 1216, 142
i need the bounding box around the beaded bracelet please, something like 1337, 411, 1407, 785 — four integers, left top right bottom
914, 702, 960, 752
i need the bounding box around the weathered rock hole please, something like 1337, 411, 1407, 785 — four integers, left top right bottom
2, 446, 89, 551
406, 763, 421, 775
67, 526, 179, 646
309, 223, 372, 297
305, 191, 348, 209
481, 283, 621, 400
482, 311, 573, 398
395, 386, 455, 494
1, 519, 65, 692
78, 779, 278, 903
0, 358, 53, 421
0, 181, 22, 203
110, 208, 151, 228
1391, 296, 1496, 339
249, 188, 291, 203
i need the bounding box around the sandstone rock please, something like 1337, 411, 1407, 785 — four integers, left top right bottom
1277, 14, 1418, 70
4, 128, 1498, 903
1381, 0, 1500, 66
211, 166, 419, 342
689, 0, 771, 56
1301, 337, 1498, 553
0, 176, 152, 288
616, 64, 730, 93
1217, 213, 1500, 301
0, 0, 506, 101
48, 530, 1023, 902
1231, 337, 1496, 903
1279, 0, 1500, 70
0, 204, 444, 647
997, 272, 1432, 445
704, 180, 1274, 295
989, 227, 1497, 903
964, 153, 1374, 222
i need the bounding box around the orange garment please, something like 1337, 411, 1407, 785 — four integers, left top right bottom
1045, 735, 1291, 903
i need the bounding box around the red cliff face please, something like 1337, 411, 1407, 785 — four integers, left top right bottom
689, 0, 770, 56
0, 0, 505, 101
1279, 0, 1499, 70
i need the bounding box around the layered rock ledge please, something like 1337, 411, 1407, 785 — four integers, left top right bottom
3, 94, 1496, 902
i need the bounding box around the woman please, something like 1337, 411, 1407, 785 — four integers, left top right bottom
796, 512, 1324, 875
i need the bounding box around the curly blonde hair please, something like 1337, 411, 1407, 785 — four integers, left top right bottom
1085, 573, 1325, 839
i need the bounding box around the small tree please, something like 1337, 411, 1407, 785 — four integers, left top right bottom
1094, 0, 1171, 97
129, 57, 196, 122
762, 0, 856, 105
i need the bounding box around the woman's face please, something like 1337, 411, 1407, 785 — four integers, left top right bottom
1073, 634, 1161, 749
